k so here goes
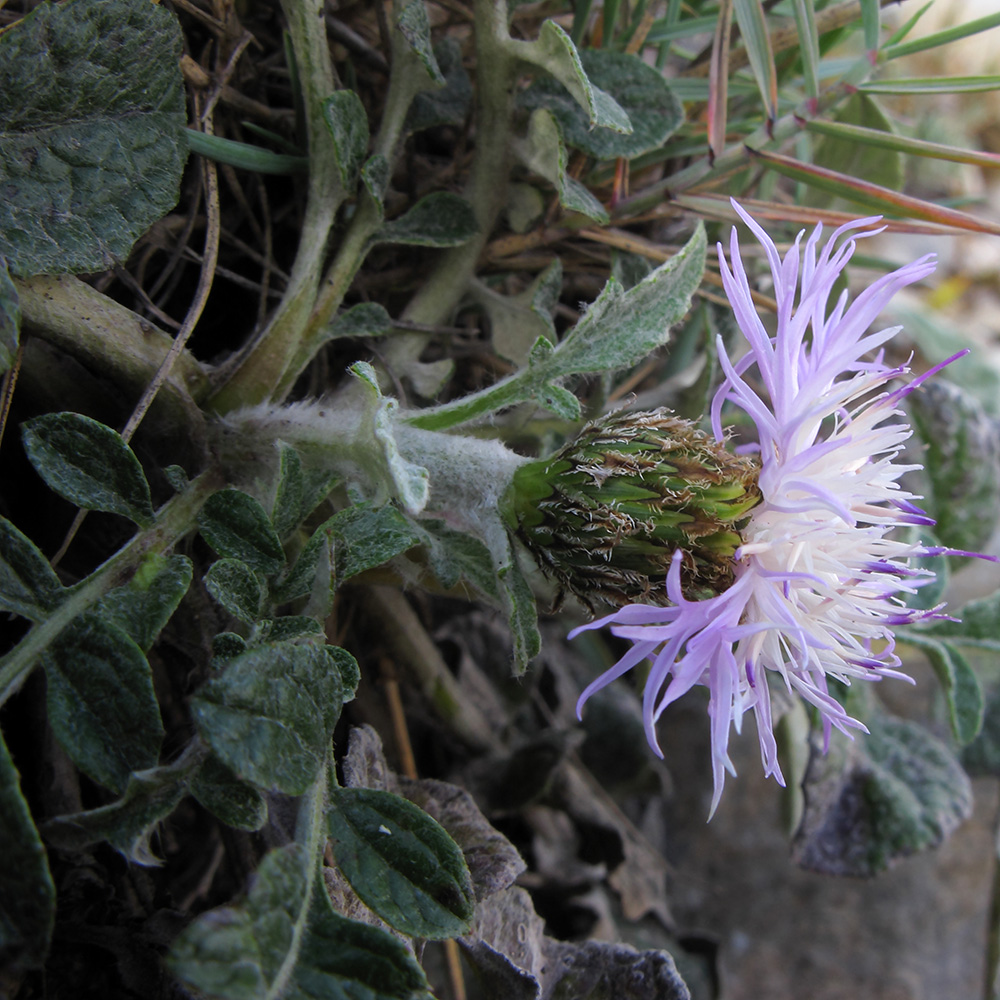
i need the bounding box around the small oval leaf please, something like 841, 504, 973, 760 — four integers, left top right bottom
327, 786, 475, 939
22, 413, 155, 526
198, 489, 285, 575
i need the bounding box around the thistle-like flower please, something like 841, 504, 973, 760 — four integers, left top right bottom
571, 201, 983, 815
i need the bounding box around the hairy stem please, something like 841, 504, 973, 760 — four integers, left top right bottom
383, 0, 515, 388
0, 469, 224, 706
209, 0, 342, 413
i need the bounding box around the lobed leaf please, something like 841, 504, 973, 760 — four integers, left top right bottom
44, 614, 164, 794
327, 786, 476, 939
405, 38, 472, 134
0, 0, 187, 276
22, 412, 154, 527
397, 1, 445, 85
205, 558, 266, 625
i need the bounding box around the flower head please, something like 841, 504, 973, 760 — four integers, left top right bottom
572, 201, 980, 815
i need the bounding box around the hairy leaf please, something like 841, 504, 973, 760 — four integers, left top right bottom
327, 786, 475, 939
199, 490, 286, 576
272, 443, 305, 542
519, 50, 681, 159
94, 552, 192, 651
191, 643, 346, 795
0, 730, 55, 978
190, 754, 268, 832
205, 558, 266, 624
44, 614, 164, 794
0, 515, 64, 622
0, 257, 19, 375
909, 379, 1000, 556
397, 1, 444, 85
322, 91, 369, 190
327, 302, 394, 342
793, 715, 972, 876
904, 633, 984, 744
922, 591, 1000, 652
405, 38, 472, 133
375, 192, 478, 248
42, 759, 189, 864
0, 0, 187, 276
22, 412, 154, 527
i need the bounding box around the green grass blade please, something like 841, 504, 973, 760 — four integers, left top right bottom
859, 75, 1000, 95
790, 0, 820, 102
885, 2, 933, 47
860, 0, 880, 54
185, 130, 309, 174
882, 10, 1000, 61
708, 0, 734, 159
734, 0, 777, 121
803, 119, 1000, 170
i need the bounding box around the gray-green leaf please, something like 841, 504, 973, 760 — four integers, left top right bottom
0, 730, 55, 978
327, 786, 475, 939
375, 192, 478, 248
405, 38, 471, 134
397, 1, 445, 85
519, 49, 681, 159
326, 302, 394, 342
322, 90, 370, 190
903, 632, 984, 744
190, 754, 268, 832
205, 558, 266, 624
0, 515, 64, 621
21, 412, 154, 527
909, 379, 1000, 556
0, 0, 187, 276
272, 443, 305, 542
42, 758, 189, 864
0, 257, 19, 374
199, 490, 285, 576
94, 552, 192, 651
191, 643, 347, 795
44, 614, 164, 794
793, 715, 973, 877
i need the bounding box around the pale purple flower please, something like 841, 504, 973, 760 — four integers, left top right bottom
572, 201, 979, 815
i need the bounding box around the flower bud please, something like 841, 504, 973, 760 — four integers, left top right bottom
506, 410, 761, 608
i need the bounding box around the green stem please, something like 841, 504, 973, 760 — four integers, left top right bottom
273, 10, 440, 400
0, 469, 223, 706
209, 0, 342, 414
265, 758, 328, 1000
383, 0, 515, 385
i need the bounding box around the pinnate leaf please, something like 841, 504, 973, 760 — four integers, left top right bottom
0, 0, 187, 276
22, 412, 154, 526
191, 643, 347, 795
327, 786, 476, 939
44, 614, 164, 794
